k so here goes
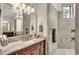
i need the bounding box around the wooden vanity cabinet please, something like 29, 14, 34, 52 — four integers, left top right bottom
8, 39, 47, 55
3, 32, 14, 37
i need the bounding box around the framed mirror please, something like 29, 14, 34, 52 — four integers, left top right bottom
30, 14, 37, 35
2, 3, 24, 37
1, 3, 38, 38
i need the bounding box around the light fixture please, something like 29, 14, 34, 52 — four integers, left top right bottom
20, 15, 23, 19
12, 3, 35, 15
12, 3, 35, 19
27, 5, 31, 11
21, 4, 26, 9
16, 14, 23, 19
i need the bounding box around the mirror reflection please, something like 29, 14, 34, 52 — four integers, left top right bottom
2, 3, 36, 37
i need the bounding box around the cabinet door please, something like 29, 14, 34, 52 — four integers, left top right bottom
23, 51, 32, 55
40, 41, 45, 55
31, 48, 39, 55
8, 40, 46, 55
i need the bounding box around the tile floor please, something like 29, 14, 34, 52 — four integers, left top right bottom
52, 49, 75, 55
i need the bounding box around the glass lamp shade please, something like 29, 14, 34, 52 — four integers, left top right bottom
21, 4, 26, 9
12, 3, 35, 15
20, 15, 23, 19
31, 7, 35, 13
19, 4, 26, 10
27, 5, 31, 11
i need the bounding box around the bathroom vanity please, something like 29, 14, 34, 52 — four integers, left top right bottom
1, 36, 47, 55
0, 4, 48, 55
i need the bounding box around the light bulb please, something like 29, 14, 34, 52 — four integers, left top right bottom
27, 5, 31, 10
20, 15, 23, 19
31, 7, 35, 13
21, 4, 26, 9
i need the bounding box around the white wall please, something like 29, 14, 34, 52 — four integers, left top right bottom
48, 4, 58, 54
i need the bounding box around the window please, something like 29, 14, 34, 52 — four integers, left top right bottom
16, 19, 23, 32
63, 5, 72, 18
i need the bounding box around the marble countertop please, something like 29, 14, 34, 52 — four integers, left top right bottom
1, 37, 46, 55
